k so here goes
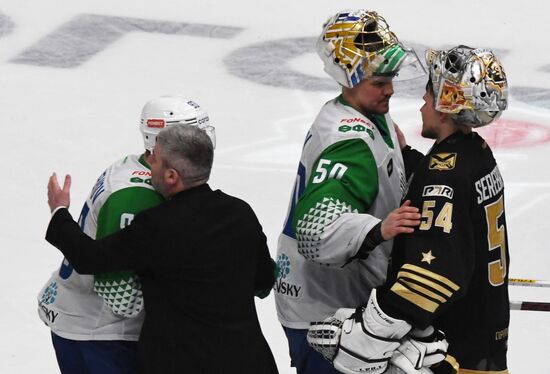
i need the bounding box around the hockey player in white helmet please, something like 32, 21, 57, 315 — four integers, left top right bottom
307, 46, 510, 374
38, 95, 213, 374
274, 9, 424, 374
140, 95, 216, 151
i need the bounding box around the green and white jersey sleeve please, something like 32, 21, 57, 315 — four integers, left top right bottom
37, 154, 164, 341
293, 137, 380, 265
92, 167, 164, 319
274, 97, 407, 328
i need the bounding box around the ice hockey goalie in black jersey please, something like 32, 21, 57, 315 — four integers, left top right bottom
306, 46, 510, 374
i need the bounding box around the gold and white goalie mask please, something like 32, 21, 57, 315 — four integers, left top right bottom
316, 9, 425, 88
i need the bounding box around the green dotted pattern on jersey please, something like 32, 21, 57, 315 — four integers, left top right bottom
94, 271, 143, 317
296, 197, 358, 260
94, 186, 164, 318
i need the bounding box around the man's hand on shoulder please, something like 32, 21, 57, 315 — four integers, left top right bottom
47, 172, 71, 213
381, 200, 420, 240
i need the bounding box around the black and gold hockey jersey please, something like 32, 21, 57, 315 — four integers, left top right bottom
379, 131, 510, 372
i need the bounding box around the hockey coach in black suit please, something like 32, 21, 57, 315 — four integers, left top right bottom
45, 123, 279, 374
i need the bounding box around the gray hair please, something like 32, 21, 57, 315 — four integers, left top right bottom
156, 123, 214, 185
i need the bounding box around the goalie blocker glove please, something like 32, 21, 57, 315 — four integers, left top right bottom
308, 289, 412, 374
390, 326, 449, 374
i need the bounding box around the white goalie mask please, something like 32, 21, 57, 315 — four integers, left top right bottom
139, 95, 216, 151
316, 9, 425, 88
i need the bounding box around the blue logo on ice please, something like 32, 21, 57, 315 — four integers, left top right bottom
41, 282, 58, 305
277, 254, 291, 280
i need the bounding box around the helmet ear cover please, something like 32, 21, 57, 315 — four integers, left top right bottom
426, 46, 508, 127
139, 95, 216, 151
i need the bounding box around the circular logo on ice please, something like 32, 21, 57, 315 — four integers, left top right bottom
414, 120, 550, 149
475, 119, 550, 149
277, 254, 291, 280
41, 282, 58, 305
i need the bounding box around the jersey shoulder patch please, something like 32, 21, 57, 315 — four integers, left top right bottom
429, 153, 457, 171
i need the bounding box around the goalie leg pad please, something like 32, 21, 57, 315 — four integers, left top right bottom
308, 289, 412, 374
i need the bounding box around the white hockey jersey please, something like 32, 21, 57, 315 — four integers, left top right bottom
37, 154, 164, 340
275, 96, 406, 328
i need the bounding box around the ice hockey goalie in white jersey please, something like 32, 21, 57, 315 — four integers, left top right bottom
37, 95, 215, 373
274, 10, 424, 374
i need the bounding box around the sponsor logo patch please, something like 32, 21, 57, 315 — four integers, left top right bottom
39, 302, 59, 324
429, 153, 457, 171
338, 118, 375, 139
197, 116, 209, 125
186, 100, 200, 109
132, 170, 152, 177
422, 185, 454, 199
273, 253, 302, 298
147, 119, 165, 128
340, 117, 373, 126
40, 281, 58, 305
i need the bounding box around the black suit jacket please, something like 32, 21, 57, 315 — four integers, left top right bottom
46, 184, 278, 374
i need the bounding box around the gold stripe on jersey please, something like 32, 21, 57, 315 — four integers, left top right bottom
397, 270, 454, 298
390, 283, 439, 312
402, 264, 460, 291
398, 278, 447, 303
459, 369, 508, 374
390, 264, 461, 313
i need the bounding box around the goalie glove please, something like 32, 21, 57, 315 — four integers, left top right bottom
390, 326, 448, 374
307, 308, 355, 362
307, 289, 412, 374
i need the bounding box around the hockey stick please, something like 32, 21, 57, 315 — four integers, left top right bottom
509, 278, 550, 288
510, 300, 550, 312
509, 278, 550, 311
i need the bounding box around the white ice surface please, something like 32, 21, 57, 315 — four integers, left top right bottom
1, 0, 550, 372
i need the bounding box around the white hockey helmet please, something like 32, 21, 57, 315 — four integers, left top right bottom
139, 95, 216, 151
316, 9, 425, 88
426, 45, 508, 127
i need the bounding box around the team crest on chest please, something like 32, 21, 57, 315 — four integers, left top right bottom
429, 153, 457, 171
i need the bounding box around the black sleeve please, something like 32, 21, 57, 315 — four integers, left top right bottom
46, 208, 156, 274
342, 222, 384, 266
254, 232, 276, 294
401, 145, 425, 180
